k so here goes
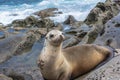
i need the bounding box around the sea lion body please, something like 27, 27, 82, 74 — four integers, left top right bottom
38, 30, 113, 80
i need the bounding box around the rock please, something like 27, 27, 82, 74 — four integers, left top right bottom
84, 0, 120, 25
115, 23, 120, 27
63, 15, 84, 28
84, 7, 101, 24
65, 29, 78, 35
63, 36, 80, 48
82, 0, 120, 45
0, 29, 41, 63
63, 24, 91, 46
77, 23, 105, 44
87, 26, 99, 44
34, 8, 62, 18
54, 23, 63, 31
12, 19, 26, 27
0, 34, 26, 63
71, 21, 84, 28
76, 31, 87, 38
64, 15, 77, 25
0, 74, 13, 80
12, 16, 37, 28
0, 38, 44, 80
11, 16, 55, 29
94, 13, 120, 48
65, 23, 90, 38
96, 2, 106, 12
36, 18, 55, 28
24, 16, 37, 27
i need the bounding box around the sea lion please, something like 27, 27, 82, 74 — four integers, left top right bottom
38, 30, 114, 80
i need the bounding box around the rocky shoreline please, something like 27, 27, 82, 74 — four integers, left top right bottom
0, 0, 120, 80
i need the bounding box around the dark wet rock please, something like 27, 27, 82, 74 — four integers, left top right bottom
24, 16, 37, 27
115, 23, 120, 27
64, 15, 77, 25
65, 29, 78, 35
12, 19, 26, 27
34, 8, 62, 18
87, 28, 98, 44
96, 2, 106, 12
84, 7, 101, 24
36, 18, 55, 28
12, 17, 55, 29
11, 15, 55, 29
102, 11, 113, 24
0, 74, 13, 80
11, 16, 37, 28
63, 15, 84, 28
75, 31, 87, 38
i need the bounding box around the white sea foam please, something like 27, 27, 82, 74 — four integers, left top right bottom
0, 0, 106, 25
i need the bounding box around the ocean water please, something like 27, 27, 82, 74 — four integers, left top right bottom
0, 0, 106, 25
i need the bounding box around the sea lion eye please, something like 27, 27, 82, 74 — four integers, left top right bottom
49, 34, 54, 38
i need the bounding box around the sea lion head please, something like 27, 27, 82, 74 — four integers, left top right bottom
45, 30, 65, 46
